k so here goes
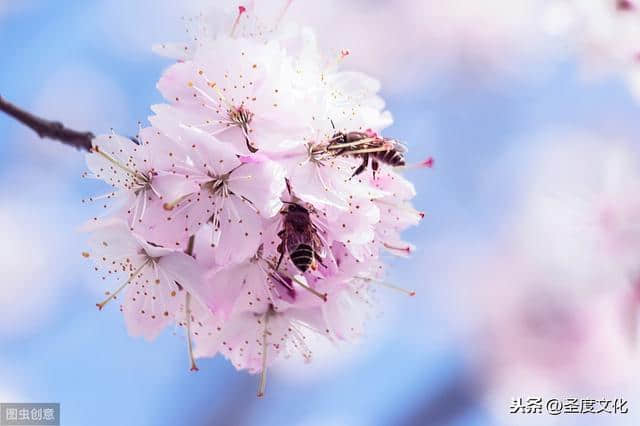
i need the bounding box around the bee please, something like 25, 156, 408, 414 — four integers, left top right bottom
276, 202, 325, 273
327, 129, 407, 177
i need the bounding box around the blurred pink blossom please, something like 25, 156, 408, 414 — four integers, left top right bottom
544, 0, 640, 100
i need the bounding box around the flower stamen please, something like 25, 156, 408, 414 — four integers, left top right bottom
325, 138, 379, 150
185, 291, 199, 371
357, 275, 415, 296
275, 0, 294, 28
163, 193, 194, 211
97, 259, 151, 310
231, 5, 247, 38
94, 145, 146, 183
292, 275, 328, 302
257, 310, 269, 398
396, 157, 434, 170
382, 241, 412, 255
343, 145, 395, 156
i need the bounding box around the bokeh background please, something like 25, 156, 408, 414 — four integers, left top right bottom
1, 1, 640, 425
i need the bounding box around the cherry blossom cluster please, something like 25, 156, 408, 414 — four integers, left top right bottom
82, 4, 427, 394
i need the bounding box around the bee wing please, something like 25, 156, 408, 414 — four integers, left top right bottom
386, 139, 408, 152
284, 225, 308, 254
311, 232, 327, 258
346, 131, 373, 141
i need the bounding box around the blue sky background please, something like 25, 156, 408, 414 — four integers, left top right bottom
1, 1, 639, 426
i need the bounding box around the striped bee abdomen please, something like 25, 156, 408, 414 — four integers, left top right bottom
375, 149, 405, 167
290, 243, 315, 272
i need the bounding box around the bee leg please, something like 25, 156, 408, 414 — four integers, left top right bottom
275, 242, 285, 271
328, 133, 343, 144
285, 178, 292, 196
351, 154, 368, 178
315, 253, 326, 268
372, 158, 379, 179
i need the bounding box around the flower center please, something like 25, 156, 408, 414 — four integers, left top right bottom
202, 172, 232, 198
133, 172, 154, 195
228, 105, 253, 128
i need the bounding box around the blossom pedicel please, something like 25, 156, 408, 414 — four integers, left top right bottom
82, 2, 430, 396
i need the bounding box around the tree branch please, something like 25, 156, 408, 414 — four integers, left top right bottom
0, 94, 94, 151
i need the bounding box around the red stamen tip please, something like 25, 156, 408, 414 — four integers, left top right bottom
422, 157, 434, 168
190, 365, 200, 372
409, 291, 416, 297
238, 5, 247, 14
418, 212, 425, 219
340, 49, 350, 58
96, 303, 103, 311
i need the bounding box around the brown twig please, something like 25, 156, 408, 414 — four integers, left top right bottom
0, 94, 94, 151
